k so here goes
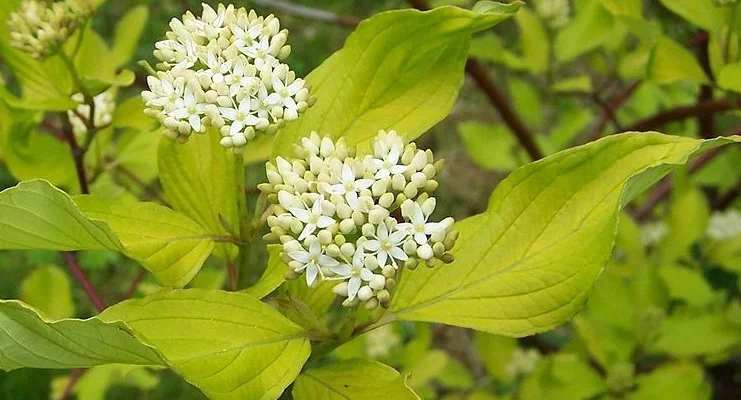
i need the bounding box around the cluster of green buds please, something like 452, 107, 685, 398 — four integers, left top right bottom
505, 348, 541, 378
8, 0, 93, 60
141, 3, 313, 148
606, 364, 636, 395
260, 130, 459, 309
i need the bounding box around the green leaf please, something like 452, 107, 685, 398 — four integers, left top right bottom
600, 0, 642, 18
391, 133, 741, 336
469, 34, 529, 70
0, 300, 163, 371
717, 62, 741, 93
272, 2, 522, 157
404, 350, 449, 389
659, 264, 714, 306
652, 312, 741, 357
656, 0, 721, 30
100, 289, 311, 400
158, 132, 239, 259
72, 29, 135, 93
509, 78, 542, 127
3, 113, 78, 189
551, 75, 593, 93
293, 359, 419, 400
515, 7, 549, 73
111, 5, 149, 67
555, 1, 615, 62
244, 245, 286, 298
73, 195, 216, 287
659, 188, 709, 261
0, 180, 120, 250
457, 122, 518, 171
67, 364, 159, 400
648, 36, 710, 85
20, 265, 74, 319
474, 332, 517, 383
519, 354, 607, 400
627, 363, 711, 400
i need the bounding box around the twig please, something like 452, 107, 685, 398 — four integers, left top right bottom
250, 0, 360, 26
634, 147, 726, 221
58, 368, 85, 400
712, 178, 741, 210
115, 166, 168, 204
696, 32, 715, 139
586, 82, 641, 142
61, 252, 106, 312
61, 118, 90, 194
625, 98, 733, 132
465, 60, 544, 160
122, 270, 145, 300
226, 259, 238, 291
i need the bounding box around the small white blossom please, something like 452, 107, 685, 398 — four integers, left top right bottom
264, 131, 457, 308
142, 3, 311, 147
288, 242, 338, 286
364, 221, 409, 268
707, 210, 741, 240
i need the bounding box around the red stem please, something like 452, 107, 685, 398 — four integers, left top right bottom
61, 252, 106, 312
58, 368, 85, 400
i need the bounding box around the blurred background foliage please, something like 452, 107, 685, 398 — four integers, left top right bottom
1, 0, 741, 399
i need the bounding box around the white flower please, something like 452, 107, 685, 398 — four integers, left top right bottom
142, 4, 309, 147
398, 202, 442, 245
289, 195, 335, 240
326, 163, 374, 200
707, 210, 741, 240
330, 249, 376, 300
267, 76, 304, 120
363, 222, 409, 268
220, 98, 259, 136
169, 87, 205, 132
288, 242, 338, 286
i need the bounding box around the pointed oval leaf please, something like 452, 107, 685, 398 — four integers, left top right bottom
100, 289, 311, 400
0, 180, 120, 250
74, 195, 216, 287
391, 133, 740, 336
20, 265, 74, 319
158, 133, 239, 259
272, 2, 522, 156
0, 300, 163, 371
293, 359, 419, 400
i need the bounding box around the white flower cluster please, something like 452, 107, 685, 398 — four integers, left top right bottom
505, 348, 541, 378
142, 3, 311, 148
260, 131, 458, 309
8, 0, 93, 60
534, 0, 570, 28
707, 210, 741, 240
67, 90, 115, 137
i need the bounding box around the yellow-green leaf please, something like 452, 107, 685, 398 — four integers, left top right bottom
391, 133, 740, 336
649, 36, 710, 84
20, 265, 74, 319
293, 359, 419, 400
0, 300, 163, 371
74, 195, 216, 287
272, 2, 522, 157
100, 289, 311, 400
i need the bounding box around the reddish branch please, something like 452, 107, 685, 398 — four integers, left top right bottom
587, 82, 641, 141
712, 178, 741, 210
626, 98, 733, 132
58, 368, 85, 400
61, 252, 106, 312
634, 147, 726, 221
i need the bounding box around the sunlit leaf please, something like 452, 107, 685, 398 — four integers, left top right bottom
293, 359, 419, 400
391, 133, 740, 336
0, 300, 163, 371
19, 265, 74, 319
100, 289, 311, 400
272, 2, 522, 156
